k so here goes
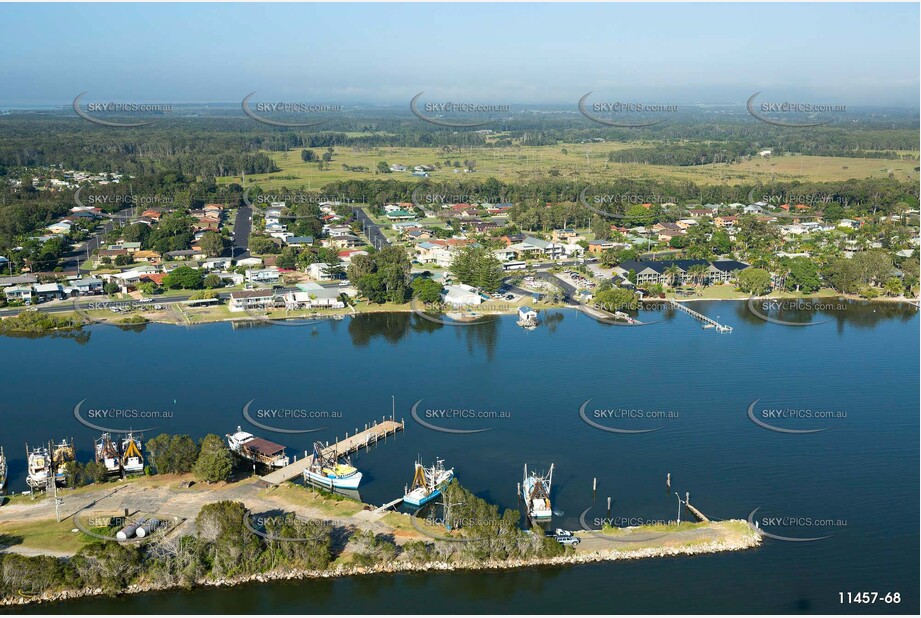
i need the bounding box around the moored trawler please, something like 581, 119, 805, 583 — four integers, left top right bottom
522, 463, 554, 520
121, 432, 144, 474
226, 426, 290, 468
95, 433, 122, 475
403, 458, 454, 507
51, 438, 75, 486
0, 447, 7, 491
304, 441, 362, 489
25, 445, 51, 490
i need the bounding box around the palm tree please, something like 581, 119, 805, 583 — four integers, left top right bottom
687, 264, 709, 289
664, 266, 682, 288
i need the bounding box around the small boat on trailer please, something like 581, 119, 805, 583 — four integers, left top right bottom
226, 427, 290, 468
522, 463, 554, 520
403, 458, 454, 507
304, 441, 362, 489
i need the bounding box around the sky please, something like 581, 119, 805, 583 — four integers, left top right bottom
0, 3, 918, 108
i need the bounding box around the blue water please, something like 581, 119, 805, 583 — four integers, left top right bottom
1, 301, 917, 614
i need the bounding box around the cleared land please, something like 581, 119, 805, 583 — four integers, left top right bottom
217, 143, 918, 190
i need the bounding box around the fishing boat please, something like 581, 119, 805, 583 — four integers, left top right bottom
522, 463, 554, 520
0, 447, 7, 491
95, 433, 122, 476
226, 427, 289, 468
303, 441, 362, 489
25, 445, 51, 490
51, 438, 75, 486
120, 432, 144, 474
403, 458, 454, 507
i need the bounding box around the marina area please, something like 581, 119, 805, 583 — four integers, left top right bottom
0, 304, 916, 613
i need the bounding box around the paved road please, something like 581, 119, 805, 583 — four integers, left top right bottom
59, 208, 134, 275
231, 205, 252, 259
353, 207, 390, 249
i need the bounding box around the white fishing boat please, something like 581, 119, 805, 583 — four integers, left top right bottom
522, 463, 554, 520
226, 427, 289, 468
121, 433, 144, 474
25, 445, 51, 490
303, 442, 362, 489
403, 458, 454, 507
95, 433, 122, 475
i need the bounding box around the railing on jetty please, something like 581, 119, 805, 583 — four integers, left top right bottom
666, 299, 732, 333
260, 417, 404, 486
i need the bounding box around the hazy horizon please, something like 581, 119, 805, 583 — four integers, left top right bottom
1, 3, 919, 108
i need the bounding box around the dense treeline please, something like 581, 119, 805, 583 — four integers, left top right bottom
0, 111, 916, 177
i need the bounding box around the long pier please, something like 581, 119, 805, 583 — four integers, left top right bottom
260, 417, 404, 486
667, 299, 733, 333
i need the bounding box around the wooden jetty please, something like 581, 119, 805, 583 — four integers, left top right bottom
667, 299, 732, 333
260, 418, 404, 486
373, 497, 404, 513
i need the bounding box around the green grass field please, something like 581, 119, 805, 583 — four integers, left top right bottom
217, 143, 918, 192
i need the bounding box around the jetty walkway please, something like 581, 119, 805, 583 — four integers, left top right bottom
260, 418, 404, 486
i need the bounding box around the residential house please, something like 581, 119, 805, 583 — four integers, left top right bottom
134, 250, 162, 263
246, 268, 280, 284
443, 283, 482, 307
4, 285, 33, 303
33, 282, 64, 302
0, 275, 38, 288
286, 236, 314, 247
166, 249, 207, 261
71, 277, 104, 296
308, 263, 333, 280
229, 289, 276, 312
202, 257, 231, 271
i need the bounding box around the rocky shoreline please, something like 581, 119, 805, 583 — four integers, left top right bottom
1, 521, 762, 607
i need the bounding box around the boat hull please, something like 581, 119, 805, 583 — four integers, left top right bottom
404, 487, 442, 507
304, 469, 362, 489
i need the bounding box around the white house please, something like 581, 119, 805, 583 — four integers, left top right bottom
443, 283, 482, 307
246, 268, 280, 284
229, 289, 275, 312
308, 262, 333, 280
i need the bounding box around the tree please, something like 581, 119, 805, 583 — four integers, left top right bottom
300, 149, 317, 162
593, 287, 638, 312
193, 434, 233, 483
737, 268, 772, 296
163, 266, 204, 290
450, 245, 504, 293
663, 266, 682, 288
248, 236, 278, 255
103, 281, 120, 295
785, 258, 821, 293
199, 232, 224, 258
146, 434, 199, 474
202, 273, 223, 289
113, 254, 131, 267
376, 161, 391, 174
884, 277, 904, 297
411, 277, 443, 303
